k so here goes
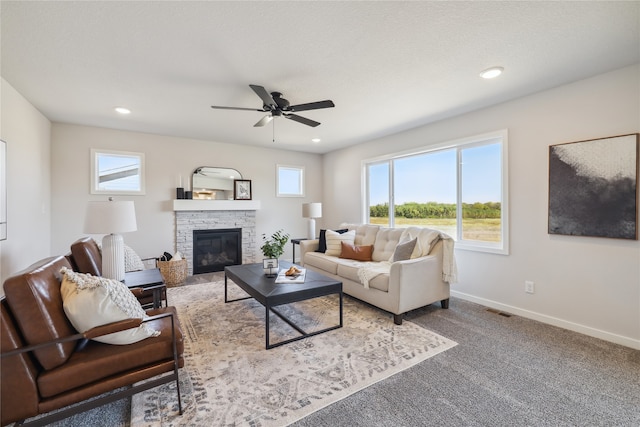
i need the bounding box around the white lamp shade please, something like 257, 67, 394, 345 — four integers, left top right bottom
84, 200, 137, 281
84, 201, 138, 234
302, 202, 322, 219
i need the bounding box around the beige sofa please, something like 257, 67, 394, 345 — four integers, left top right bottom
299, 224, 456, 324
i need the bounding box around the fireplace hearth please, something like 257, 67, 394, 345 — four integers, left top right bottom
193, 228, 241, 274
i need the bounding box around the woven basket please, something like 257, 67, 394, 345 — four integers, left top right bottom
158, 259, 188, 286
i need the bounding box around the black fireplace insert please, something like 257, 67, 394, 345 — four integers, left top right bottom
192, 228, 241, 274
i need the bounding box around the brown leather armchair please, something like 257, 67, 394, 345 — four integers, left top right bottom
1, 256, 184, 426
69, 237, 164, 308
69, 236, 103, 276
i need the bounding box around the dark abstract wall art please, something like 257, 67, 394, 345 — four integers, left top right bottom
548, 134, 638, 240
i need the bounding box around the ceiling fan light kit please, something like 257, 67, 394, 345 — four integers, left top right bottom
211, 84, 335, 129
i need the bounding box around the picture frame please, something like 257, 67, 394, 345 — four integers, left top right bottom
234, 179, 252, 200
548, 133, 638, 240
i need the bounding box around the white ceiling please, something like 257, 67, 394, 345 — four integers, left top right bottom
2, 1, 639, 154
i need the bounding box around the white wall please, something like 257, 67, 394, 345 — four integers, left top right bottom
50, 124, 322, 262
322, 65, 640, 349
0, 78, 52, 288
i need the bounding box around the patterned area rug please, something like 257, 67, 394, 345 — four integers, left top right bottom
131, 280, 457, 426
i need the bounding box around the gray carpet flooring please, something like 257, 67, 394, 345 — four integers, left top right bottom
44, 273, 639, 426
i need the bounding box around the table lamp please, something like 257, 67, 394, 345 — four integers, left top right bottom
84, 199, 138, 281
302, 202, 322, 240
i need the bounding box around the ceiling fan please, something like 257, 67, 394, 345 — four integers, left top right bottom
211, 84, 335, 128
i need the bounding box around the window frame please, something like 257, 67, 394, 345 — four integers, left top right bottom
362, 129, 509, 255
276, 164, 305, 197
90, 149, 146, 195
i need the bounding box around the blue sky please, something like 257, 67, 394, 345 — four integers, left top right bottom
97, 153, 141, 190
370, 143, 501, 205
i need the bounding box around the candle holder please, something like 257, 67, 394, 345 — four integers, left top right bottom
176, 187, 184, 199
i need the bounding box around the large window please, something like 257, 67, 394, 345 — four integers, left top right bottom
364, 130, 508, 254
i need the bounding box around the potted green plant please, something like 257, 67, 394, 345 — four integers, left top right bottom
260, 229, 290, 277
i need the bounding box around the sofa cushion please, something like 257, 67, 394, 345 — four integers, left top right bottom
392, 237, 417, 262
342, 223, 380, 246
325, 229, 356, 256
303, 252, 340, 275
60, 268, 159, 345
2, 256, 77, 371
316, 228, 348, 253
371, 228, 405, 262
336, 261, 390, 292
339, 242, 373, 261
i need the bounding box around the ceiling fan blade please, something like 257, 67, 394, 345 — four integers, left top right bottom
249, 84, 277, 109
211, 105, 264, 112
285, 114, 320, 127
254, 115, 273, 127
289, 100, 335, 112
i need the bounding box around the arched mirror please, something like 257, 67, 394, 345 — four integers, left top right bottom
192, 167, 242, 200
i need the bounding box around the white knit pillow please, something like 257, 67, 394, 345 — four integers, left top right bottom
123, 245, 144, 271
325, 229, 356, 257
60, 267, 159, 345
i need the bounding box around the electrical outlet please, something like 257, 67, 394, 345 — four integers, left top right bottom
525, 281, 535, 294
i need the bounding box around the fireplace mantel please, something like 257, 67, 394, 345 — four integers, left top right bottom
173, 200, 261, 211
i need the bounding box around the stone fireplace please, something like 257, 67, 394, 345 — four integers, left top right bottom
174, 200, 260, 275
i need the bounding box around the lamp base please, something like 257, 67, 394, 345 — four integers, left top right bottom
307, 218, 316, 240
102, 233, 125, 281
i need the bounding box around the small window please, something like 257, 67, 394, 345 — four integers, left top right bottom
277, 165, 305, 197
91, 149, 145, 195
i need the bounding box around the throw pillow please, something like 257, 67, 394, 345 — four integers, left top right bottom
59, 267, 159, 345
124, 244, 145, 272
339, 242, 373, 261
325, 229, 356, 256
316, 228, 349, 253
392, 237, 418, 262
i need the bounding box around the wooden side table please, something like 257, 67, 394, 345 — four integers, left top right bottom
290, 238, 308, 264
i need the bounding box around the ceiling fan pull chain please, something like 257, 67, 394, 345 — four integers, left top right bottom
272, 117, 275, 143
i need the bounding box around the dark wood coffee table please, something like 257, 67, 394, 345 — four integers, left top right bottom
224, 261, 343, 349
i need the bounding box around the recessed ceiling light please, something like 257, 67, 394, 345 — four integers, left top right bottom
114, 107, 131, 114
311, 138, 321, 143
479, 67, 504, 79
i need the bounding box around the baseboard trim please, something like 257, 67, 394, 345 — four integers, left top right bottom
450, 290, 640, 350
